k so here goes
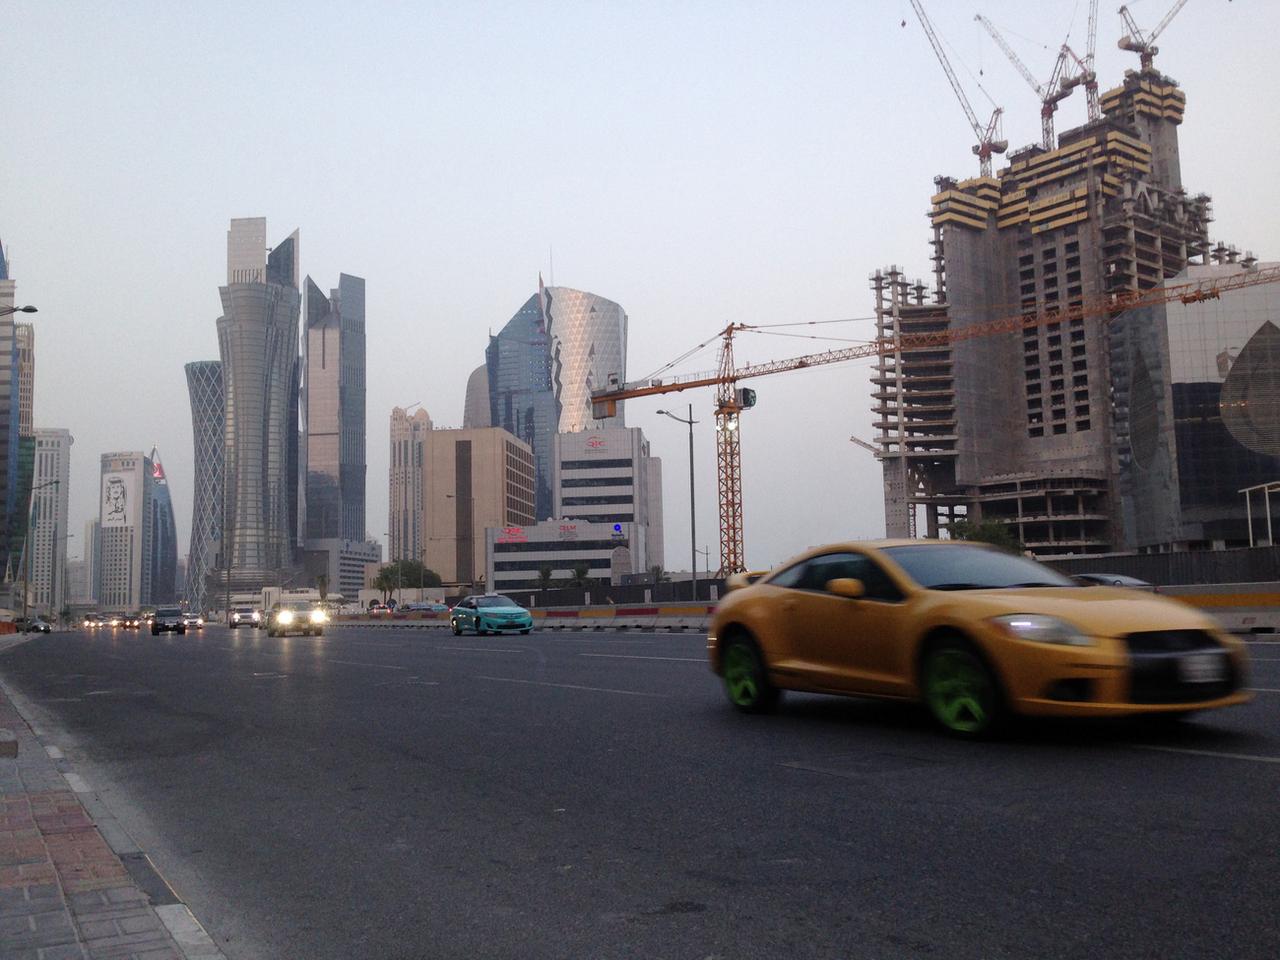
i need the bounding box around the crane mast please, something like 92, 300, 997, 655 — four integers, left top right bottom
1061, 0, 1101, 122
909, 0, 1008, 177
1119, 1, 1192, 71
975, 15, 1072, 150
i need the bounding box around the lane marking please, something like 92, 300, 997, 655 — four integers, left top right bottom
326, 660, 407, 671
63, 772, 92, 793
154, 903, 224, 957
475, 676, 669, 698
44, 745, 63, 759
1247, 687, 1280, 693
1130, 744, 1280, 765
579, 653, 705, 663
439, 646, 526, 654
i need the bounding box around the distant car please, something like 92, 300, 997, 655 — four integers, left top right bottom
182, 613, 204, 630
82, 613, 105, 629
151, 606, 186, 636
368, 602, 391, 615
122, 613, 143, 629
18, 617, 51, 633
402, 601, 449, 613
1070, 573, 1158, 592
266, 600, 327, 637
450, 594, 533, 635
229, 607, 261, 628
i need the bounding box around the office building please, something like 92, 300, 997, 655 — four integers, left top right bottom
216, 218, 302, 589
83, 519, 100, 604
29, 429, 72, 614
301, 538, 382, 604
463, 364, 491, 429
487, 282, 628, 519
65, 558, 90, 605
0, 238, 21, 569
871, 67, 1232, 554
148, 449, 178, 603
185, 360, 224, 612
422, 427, 535, 585
486, 519, 641, 594
388, 406, 432, 563
552, 426, 663, 573
15, 323, 32, 436
98, 451, 153, 610
303, 273, 366, 542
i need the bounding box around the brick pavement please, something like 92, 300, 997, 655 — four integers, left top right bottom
0, 666, 221, 959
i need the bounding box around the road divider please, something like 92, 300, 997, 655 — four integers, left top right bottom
335, 603, 716, 632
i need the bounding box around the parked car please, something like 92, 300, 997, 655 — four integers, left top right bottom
17, 617, 51, 634
402, 601, 449, 612
450, 595, 534, 635
229, 607, 261, 628
1070, 573, 1158, 592
708, 539, 1250, 737
182, 613, 205, 630
151, 606, 186, 635
266, 600, 327, 637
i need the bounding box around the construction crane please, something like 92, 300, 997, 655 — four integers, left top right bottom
909, 0, 1008, 178
590, 265, 1280, 575
1061, 0, 1101, 122
1119, 1, 1191, 71
974, 15, 1072, 150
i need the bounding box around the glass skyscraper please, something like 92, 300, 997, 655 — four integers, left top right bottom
185, 360, 223, 612
148, 449, 178, 603
216, 218, 301, 588
303, 273, 366, 542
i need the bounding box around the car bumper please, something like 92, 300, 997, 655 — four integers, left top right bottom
479, 619, 533, 632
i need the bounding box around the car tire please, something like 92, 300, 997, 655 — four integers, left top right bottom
451, 620, 461, 636
178, 627, 186, 635
721, 633, 780, 714
151, 627, 160, 636
521, 628, 531, 635
920, 637, 1005, 738
476, 624, 487, 636
312, 628, 323, 637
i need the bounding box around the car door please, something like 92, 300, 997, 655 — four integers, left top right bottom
456, 598, 476, 630
781, 551, 913, 696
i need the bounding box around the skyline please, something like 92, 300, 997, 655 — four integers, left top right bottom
5, 2, 1279, 572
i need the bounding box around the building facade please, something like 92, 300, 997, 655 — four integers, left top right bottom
0, 238, 20, 570
303, 273, 366, 543
185, 360, 224, 613
463, 364, 491, 429
216, 218, 301, 589
83, 520, 100, 604
29, 429, 72, 614
15, 323, 33, 437
552, 426, 663, 573
872, 68, 1223, 555
98, 451, 153, 610
422, 427, 536, 585
486, 519, 640, 594
301, 538, 382, 605
388, 406, 432, 563
148, 449, 178, 603
545, 286, 628, 433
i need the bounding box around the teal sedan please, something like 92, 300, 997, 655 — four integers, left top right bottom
451, 594, 534, 635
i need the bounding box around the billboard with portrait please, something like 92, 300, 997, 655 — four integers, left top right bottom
101, 472, 131, 527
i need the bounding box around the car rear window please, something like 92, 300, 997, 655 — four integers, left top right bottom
477, 596, 519, 608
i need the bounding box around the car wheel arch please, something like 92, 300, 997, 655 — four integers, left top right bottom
914, 626, 1008, 700
713, 622, 758, 673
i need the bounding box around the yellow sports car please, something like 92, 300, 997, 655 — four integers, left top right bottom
707, 540, 1250, 736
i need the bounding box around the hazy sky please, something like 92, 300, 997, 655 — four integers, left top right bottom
4, 0, 1278, 573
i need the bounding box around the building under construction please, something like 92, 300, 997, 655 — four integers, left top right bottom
872, 66, 1280, 555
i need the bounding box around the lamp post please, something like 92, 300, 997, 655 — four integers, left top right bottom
0, 306, 37, 317
657, 405, 698, 601
22, 479, 60, 630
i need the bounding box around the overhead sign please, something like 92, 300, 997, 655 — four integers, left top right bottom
496, 526, 527, 544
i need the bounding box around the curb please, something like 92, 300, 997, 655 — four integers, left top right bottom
0, 670, 228, 960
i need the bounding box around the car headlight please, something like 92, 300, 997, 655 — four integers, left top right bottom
252, 612, 261, 622
278, 610, 294, 624
990, 614, 1095, 646
310, 609, 327, 623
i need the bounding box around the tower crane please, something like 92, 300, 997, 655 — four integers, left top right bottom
1119, 1, 1191, 71
1061, 0, 1101, 122
908, 0, 1008, 178
974, 15, 1072, 150
590, 266, 1280, 575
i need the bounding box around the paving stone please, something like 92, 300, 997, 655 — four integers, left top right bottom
0, 906, 78, 948
0, 880, 62, 915
3, 944, 87, 959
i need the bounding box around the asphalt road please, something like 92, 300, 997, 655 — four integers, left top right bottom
1, 624, 1278, 960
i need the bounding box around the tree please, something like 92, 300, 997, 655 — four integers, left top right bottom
373, 565, 398, 601
649, 565, 670, 584
385, 559, 442, 589
316, 573, 329, 603
536, 564, 554, 596
947, 518, 1022, 553
570, 562, 591, 590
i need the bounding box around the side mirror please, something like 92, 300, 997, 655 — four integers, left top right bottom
826, 578, 865, 600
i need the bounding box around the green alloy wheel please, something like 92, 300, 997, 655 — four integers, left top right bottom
721, 637, 779, 714
923, 643, 1001, 736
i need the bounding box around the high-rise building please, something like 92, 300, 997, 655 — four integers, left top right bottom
65, 558, 90, 605
83, 519, 100, 604
30, 429, 72, 614
15, 323, 33, 437
422, 427, 536, 585
0, 238, 21, 569
185, 360, 224, 613
98, 451, 153, 610
552, 426, 663, 573
487, 282, 628, 520
303, 273, 366, 542
463, 364, 491, 429
388, 406, 432, 563
871, 67, 1222, 555
148, 449, 178, 603
216, 218, 301, 589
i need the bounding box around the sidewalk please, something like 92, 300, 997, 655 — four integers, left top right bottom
0, 657, 224, 959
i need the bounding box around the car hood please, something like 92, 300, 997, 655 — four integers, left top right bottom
476, 606, 528, 614
934, 586, 1216, 637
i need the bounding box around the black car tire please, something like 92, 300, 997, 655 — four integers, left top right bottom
178, 627, 186, 635
451, 620, 461, 636
521, 628, 531, 635
151, 627, 160, 636
721, 633, 781, 714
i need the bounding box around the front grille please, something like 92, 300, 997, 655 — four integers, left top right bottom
1123, 631, 1238, 704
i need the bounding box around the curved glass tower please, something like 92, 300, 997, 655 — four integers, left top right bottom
185, 360, 223, 611
148, 449, 178, 603
545, 286, 628, 433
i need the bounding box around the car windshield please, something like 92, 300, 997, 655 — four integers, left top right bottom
234, 607, 255, 613
279, 602, 314, 612
156, 608, 182, 617
477, 596, 519, 608
882, 544, 1074, 590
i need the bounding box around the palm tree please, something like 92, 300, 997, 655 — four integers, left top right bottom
536, 564, 554, 597
649, 565, 670, 584
570, 562, 591, 592
316, 573, 329, 603
373, 566, 398, 602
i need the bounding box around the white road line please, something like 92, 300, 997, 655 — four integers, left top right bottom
154, 903, 226, 959
579, 653, 705, 662
1130, 744, 1280, 765
439, 646, 526, 654
63, 772, 92, 793
475, 676, 669, 698
1247, 687, 1280, 693
44, 745, 63, 760
326, 659, 407, 670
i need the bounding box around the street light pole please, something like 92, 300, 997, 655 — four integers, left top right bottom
658, 405, 698, 602
0, 306, 38, 318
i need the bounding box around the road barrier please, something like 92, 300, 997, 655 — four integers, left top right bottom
1161, 582, 1280, 633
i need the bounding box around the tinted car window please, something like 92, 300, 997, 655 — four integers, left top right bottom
882, 544, 1073, 590
765, 562, 807, 589
795, 552, 904, 602
477, 596, 519, 608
